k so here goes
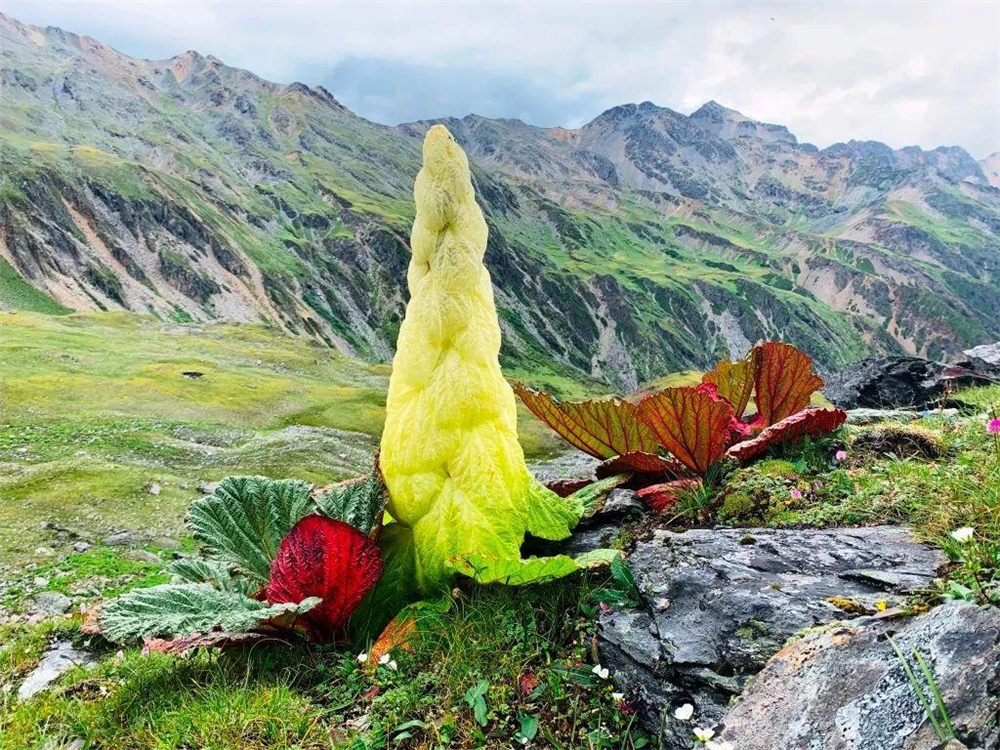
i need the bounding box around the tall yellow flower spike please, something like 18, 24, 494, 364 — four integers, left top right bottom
380, 125, 588, 594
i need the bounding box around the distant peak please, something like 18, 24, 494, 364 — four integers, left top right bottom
690, 100, 748, 123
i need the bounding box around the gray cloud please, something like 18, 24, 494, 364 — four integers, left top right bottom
4, 0, 998, 156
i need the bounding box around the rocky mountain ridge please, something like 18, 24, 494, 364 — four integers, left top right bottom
2, 12, 998, 389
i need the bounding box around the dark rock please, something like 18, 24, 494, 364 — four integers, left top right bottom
556, 489, 646, 556
717, 602, 1000, 750
598, 526, 945, 745
825, 356, 989, 410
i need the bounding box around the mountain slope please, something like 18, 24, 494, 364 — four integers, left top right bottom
2, 13, 998, 389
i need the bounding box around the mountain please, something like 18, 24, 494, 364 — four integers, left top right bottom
2, 14, 998, 390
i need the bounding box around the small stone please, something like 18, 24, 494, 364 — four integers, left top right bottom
197, 481, 219, 495
104, 531, 135, 547
72, 541, 91, 553
31, 591, 72, 616
152, 536, 180, 550
127, 549, 161, 564
34, 547, 54, 557
33, 577, 49, 588
147, 483, 161, 496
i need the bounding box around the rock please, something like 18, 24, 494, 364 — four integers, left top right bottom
31, 591, 72, 616
847, 408, 921, 425
529, 451, 600, 485
716, 602, 1000, 750
17, 640, 96, 700
197, 480, 220, 495
72, 541, 91, 553
127, 549, 162, 564
147, 483, 161, 496
825, 356, 989, 410
152, 536, 181, 550
956, 342, 1000, 379
104, 531, 135, 547
598, 526, 945, 744
554, 488, 646, 556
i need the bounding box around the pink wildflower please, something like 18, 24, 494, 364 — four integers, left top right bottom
988, 418, 1000, 435
835, 450, 847, 462
790, 488, 803, 500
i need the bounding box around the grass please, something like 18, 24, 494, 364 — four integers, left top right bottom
0, 311, 564, 570
2, 310, 997, 748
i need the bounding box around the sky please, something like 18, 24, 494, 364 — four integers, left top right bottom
5, 1, 1000, 157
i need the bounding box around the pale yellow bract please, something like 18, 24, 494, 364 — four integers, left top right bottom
379, 125, 581, 594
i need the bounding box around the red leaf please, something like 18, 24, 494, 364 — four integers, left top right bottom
515, 384, 659, 459
636, 387, 735, 477
754, 342, 824, 426
726, 408, 847, 464
701, 349, 759, 418
636, 478, 701, 513
546, 478, 592, 496
595, 451, 686, 478
519, 672, 541, 697
265, 515, 383, 642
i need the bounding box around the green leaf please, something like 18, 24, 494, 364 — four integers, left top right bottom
464, 680, 490, 727
98, 583, 318, 643
187, 476, 314, 582
315, 470, 387, 535
348, 523, 421, 642
455, 548, 620, 586
166, 558, 259, 596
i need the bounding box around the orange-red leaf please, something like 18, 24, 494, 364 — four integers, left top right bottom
367, 611, 417, 668
726, 408, 847, 464
701, 348, 760, 418
754, 342, 824, 426
636, 478, 701, 513
636, 387, 735, 477
515, 384, 659, 459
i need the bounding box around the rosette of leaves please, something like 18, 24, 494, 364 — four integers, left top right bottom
97, 473, 388, 649
517, 342, 847, 511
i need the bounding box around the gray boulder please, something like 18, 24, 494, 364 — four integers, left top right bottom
598, 526, 945, 746
957, 342, 1000, 380
825, 356, 988, 410
31, 591, 72, 616
717, 601, 1000, 750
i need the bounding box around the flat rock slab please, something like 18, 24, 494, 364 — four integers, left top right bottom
17, 640, 96, 700
717, 601, 1000, 750
599, 526, 945, 745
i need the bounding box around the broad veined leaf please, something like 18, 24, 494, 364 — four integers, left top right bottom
166, 558, 258, 597
348, 523, 420, 642
570, 473, 631, 519
454, 548, 620, 586
315, 467, 388, 536
636, 478, 702, 513
726, 407, 847, 464
265, 515, 384, 641
97, 583, 317, 644
514, 384, 659, 459
187, 476, 314, 582
754, 342, 824, 426
701, 348, 760, 418
636, 387, 735, 477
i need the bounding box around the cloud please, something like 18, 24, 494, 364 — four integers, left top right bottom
4, 0, 998, 156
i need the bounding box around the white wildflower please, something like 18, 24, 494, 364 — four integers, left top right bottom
357, 652, 368, 663
674, 703, 694, 721
951, 527, 974, 543
694, 727, 715, 743
591, 664, 610, 680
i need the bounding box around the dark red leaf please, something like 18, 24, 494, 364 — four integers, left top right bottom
514, 384, 659, 459
701, 348, 760, 418
726, 408, 847, 464
546, 478, 593, 496
754, 342, 824, 426
636, 387, 735, 477
595, 451, 686, 478
636, 478, 702, 513
519, 672, 541, 697
265, 515, 383, 642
